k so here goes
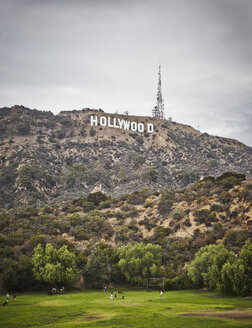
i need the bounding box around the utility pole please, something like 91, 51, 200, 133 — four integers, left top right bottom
152, 65, 165, 120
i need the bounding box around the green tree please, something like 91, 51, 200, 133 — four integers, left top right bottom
32, 243, 79, 286
1, 256, 34, 291
187, 244, 235, 289
220, 241, 252, 296
118, 242, 162, 286
84, 248, 108, 288
83, 243, 122, 287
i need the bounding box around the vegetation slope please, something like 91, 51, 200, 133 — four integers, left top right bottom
0, 172, 251, 292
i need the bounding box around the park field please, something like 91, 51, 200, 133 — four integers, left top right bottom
0, 289, 252, 328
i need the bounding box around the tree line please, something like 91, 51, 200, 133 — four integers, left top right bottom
2, 240, 251, 297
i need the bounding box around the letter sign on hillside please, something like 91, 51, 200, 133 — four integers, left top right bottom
90, 115, 154, 134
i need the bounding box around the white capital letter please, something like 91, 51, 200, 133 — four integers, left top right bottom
113, 117, 119, 128
138, 123, 144, 133
90, 115, 98, 126
123, 120, 130, 130
147, 123, 154, 133
107, 117, 113, 127
118, 119, 124, 129
131, 122, 137, 132
100, 116, 107, 126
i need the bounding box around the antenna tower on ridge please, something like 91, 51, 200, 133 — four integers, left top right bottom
152, 65, 165, 120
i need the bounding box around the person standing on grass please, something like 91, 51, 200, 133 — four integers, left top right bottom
110, 291, 113, 300
13, 293, 16, 302
160, 290, 163, 300
6, 292, 10, 302
104, 286, 107, 293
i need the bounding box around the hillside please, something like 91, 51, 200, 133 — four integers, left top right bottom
0, 105, 252, 209
0, 173, 251, 291
1, 174, 251, 250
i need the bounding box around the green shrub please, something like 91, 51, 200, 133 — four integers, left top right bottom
153, 226, 171, 245
194, 209, 217, 226
219, 191, 232, 204
158, 189, 175, 216
164, 277, 183, 290
143, 200, 154, 208
223, 229, 251, 249
87, 192, 107, 206
216, 172, 245, 190
127, 188, 150, 205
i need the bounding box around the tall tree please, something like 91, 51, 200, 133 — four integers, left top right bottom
32, 243, 79, 286
84, 248, 108, 288
221, 241, 252, 296
118, 242, 162, 286
187, 244, 235, 289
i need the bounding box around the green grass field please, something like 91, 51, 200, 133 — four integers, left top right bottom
0, 289, 252, 328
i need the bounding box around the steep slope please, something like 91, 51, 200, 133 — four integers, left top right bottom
0, 175, 251, 255
0, 105, 251, 209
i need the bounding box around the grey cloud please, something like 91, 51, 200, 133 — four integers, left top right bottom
0, 0, 251, 146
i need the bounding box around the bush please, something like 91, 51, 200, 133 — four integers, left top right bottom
143, 167, 158, 182
158, 189, 175, 216
90, 128, 96, 136
143, 200, 154, 208
16, 122, 30, 135
210, 203, 225, 212
223, 229, 251, 249
18, 165, 43, 189
0, 212, 11, 231
182, 218, 191, 227
127, 188, 150, 205
87, 192, 107, 206
173, 212, 183, 221
136, 136, 144, 144
218, 191, 232, 204
153, 226, 171, 244
216, 172, 245, 190
194, 209, 217, 226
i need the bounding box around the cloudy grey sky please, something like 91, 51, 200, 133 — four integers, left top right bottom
0, 0, 252, 146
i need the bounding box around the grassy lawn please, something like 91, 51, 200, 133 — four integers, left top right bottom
0, 289, 252, 328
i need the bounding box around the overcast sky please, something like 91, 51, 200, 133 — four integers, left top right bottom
0, 0, 252, 146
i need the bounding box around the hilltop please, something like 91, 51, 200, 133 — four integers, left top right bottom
0, 105, 251, 209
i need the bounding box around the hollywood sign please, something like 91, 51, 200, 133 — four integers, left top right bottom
90, 115, 154, 133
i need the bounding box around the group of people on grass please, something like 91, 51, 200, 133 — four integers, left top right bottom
3, 287, 163, 306
48, 286, 65, 295
3, 292, 16, 306
104, 286, 164, 301
104, 287, 124, 300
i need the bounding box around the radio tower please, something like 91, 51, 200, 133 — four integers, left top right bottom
152, 65, 165, 119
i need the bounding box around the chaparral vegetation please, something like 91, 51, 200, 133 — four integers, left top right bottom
0, 173, 251, 297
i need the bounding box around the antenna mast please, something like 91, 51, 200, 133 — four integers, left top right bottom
152, 65, 165, 119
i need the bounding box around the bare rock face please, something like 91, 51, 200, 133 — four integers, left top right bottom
0, 105, 251, 209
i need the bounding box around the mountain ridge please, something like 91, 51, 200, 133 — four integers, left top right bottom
0, 105, 251, 209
